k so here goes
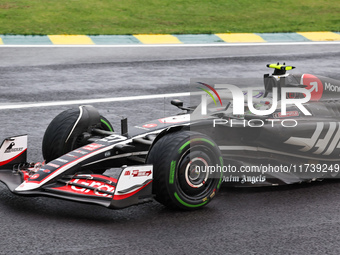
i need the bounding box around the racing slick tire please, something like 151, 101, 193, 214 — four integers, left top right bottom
42, 107, 113, 162
147, 130, 223, 210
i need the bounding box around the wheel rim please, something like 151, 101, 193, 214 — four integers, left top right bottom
176, 145, 219, 199
184, 157, 209, 188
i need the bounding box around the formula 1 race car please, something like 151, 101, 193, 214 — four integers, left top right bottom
1, 64, 340, 210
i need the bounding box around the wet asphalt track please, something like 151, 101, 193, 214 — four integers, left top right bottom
0, 44, 340, 254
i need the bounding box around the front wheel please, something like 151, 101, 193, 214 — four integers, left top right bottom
147, 130, 223, 210
42, 106, 114, 162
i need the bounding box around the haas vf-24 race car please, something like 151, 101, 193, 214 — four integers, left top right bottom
0, 64, 340, 210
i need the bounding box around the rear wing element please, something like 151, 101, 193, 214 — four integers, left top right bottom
0, 135, 27, 169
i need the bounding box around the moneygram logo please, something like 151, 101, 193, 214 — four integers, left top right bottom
200, 84, 312, 116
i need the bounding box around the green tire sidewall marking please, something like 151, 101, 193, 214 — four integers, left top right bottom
178, 137, 215, 154
217, 156, 224, 189
169, 160, 176, 184
173, 136, 218, 207
178, 141, 190, 154
174, 192, 208, 208
100, 118, 113, 132
192, 138, 215, 147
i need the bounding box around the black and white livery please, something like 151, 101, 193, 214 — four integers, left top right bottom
0, 64, 340, 210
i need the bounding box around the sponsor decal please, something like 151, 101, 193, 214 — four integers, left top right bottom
134, 126, 149, 130
83, 143, 104, 151
100, 134, 126, 143
73, 150, 88, 155
66, 154, 78, 159
301, 74, 323, 101
273, 111, 299, 118
132, 170, 152, 177
55, 158, 68, 163
158, 114, 190, 124
37, 168, 51, 174
47, 163, 60, 168
123, 169, 152, 177
30, 174, 40, 180
4, 142, 24, 154
325, 82, 340, 92
142, 123, 157, 128
6, 142, 15, 150
70, 179, 115, 198
285, 122, 340, 155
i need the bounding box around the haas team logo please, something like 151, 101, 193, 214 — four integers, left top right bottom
285, 122, 340, 155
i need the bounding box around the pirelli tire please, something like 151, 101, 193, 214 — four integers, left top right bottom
42, 108, 113, 162
147, 130, 223, 210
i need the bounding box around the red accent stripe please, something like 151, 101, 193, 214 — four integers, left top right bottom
0, 149, 26, 166
113, 180, 152, 200
51, 181, 115, 197
198, 82, 223, 106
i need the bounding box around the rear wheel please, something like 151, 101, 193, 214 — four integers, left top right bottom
42, 107, 113, 162
147, 130, 223, 210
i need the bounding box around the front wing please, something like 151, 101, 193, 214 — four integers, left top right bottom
0, 164, 153, 209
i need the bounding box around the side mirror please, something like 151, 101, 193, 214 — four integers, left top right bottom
171, 99, 183, 108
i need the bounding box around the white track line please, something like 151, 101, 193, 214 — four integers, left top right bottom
0, 92, 191, 110
0, 86, 265, 110
1, 41, 340, 48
